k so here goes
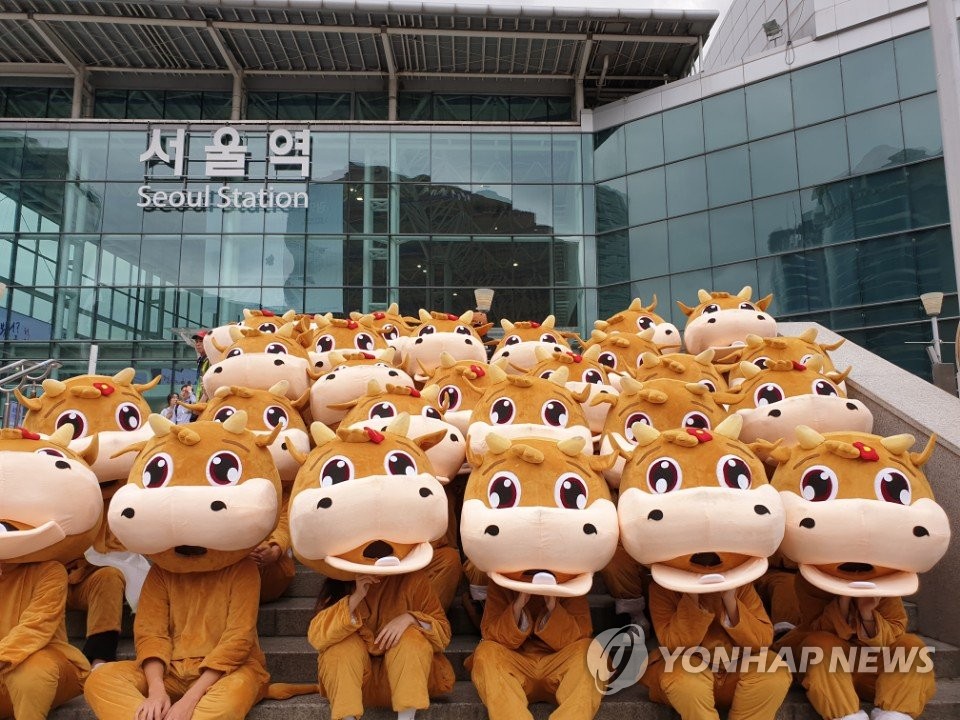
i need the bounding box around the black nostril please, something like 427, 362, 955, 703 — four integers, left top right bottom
213, 367, 223, 374
419, 487, 433, 497
464, 339, 473, 345
757, 315, 765, 320
415, 338, 423, 344
388, 371, 399, 377
211, 501, 226, 512
754, 505, 770, 515
914, 526, 930, 537
449, 433, 459, 441
121, 508, 135, 519
800, 517, 815, 529
484, 525, 499, 536
846, 402, 857, 410
317, 497, 332, 509
665, 329, 673, 334
768, 409, 781, 417
274, 359, 284, 366
54, 460, 70, 470
707, 318, 716, 324
583, 523, 597, 535
647, 509, 663, 521
281, 442, 287, 450
502, 351, 510, 357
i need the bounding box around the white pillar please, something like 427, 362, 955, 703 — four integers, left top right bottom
927, 0, 960, 298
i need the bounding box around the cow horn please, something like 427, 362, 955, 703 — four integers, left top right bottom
548, 366, 569, 386
558, 436, 586, 456
133, 375, 162, 393
631, 422, 660, 448
149, 413, 175, 437
228, 326, 244, 342
439, 352, 457, 369
745, 334, 765, 348
796, 425, 825, 450
880, 434, 915, 456
222, 410, 247, 434
386, 413, 410, 437
310, 422, 336, 446
695, 349, 715, 366
714, 414, 742, 440
13, 388, 42, 411
268, 380, 290, 397
487, 433, 511, 455
49, 423, 76, 448
698, 289, 712, 303
739, 362, 762, 380
737, 285, 753, 300
910, 434, 937, 467
799, 328, 818, 342
112, 368, 136, 386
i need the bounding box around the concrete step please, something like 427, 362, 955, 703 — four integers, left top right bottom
48, 678, 960, 720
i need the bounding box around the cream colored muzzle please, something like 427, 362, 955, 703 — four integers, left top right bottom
347, 416, 465, 482
203, 355, 310, 400
736, 395, 873, 446
70, 426, 154, 482
683, 310, 776, 355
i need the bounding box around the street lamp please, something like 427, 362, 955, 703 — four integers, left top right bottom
920, 291, 945, 364
474, 288, 495, 313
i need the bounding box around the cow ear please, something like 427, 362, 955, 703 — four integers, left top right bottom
751, 439, 790, 465
284, 436, 307, 466
676, 300, 695, 317
756, 294, 774, 311
910, 434, 937, 467
589, 451, 618, 473
310, 422, 336, 448
413, 428, 448, 453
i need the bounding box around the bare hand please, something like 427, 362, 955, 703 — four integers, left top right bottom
348, 575, 379, 614
544, 595, 557, 614
135, 690, 171, 720
856, 596, 880, 620
250, 543, 282, 566
838, 595, 852, 619
512, 592, 530, 625
375, 612, 417, 650
164, 696, 199, 720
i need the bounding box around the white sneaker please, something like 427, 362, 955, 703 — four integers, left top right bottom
870, 709, 912, 720
397, 710, 416, 720
837, 712, 868, 720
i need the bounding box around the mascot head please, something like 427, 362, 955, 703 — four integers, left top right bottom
594, 296, 681, 352
204, 323, 313, 400
420, 354, 507, 435
677, 286, 776, 358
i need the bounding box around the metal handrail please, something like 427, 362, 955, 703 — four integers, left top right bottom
0, 359, 62, 428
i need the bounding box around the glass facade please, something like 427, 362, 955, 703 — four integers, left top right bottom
595, 29, 955, 379
0, 29, 954, 391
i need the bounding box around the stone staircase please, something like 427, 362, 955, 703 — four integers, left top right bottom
52, 563, 960, 719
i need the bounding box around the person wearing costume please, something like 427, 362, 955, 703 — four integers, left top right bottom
461, 434, 619, 720
0, 426, 103, 720
289, 417, 455, 720
84, 413, 285, 720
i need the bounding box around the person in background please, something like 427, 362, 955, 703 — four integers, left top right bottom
190, 331, 209, 420
471, 309, 494, 361
175, 384, 195, 425
160, 393, 178, 423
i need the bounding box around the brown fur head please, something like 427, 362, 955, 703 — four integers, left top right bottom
676, 287, 776, 357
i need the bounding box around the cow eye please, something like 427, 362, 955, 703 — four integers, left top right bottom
682, 411, 711, 430
800, 353, 815, 365
504, 335, 521, 346
142, 453, 174, 489
540, 333, 558, 343
422, 406, 442, 420
370, 402, 397, 419
385, 451, 418, 476
315, 335, 335, 353
753, 356, 770, 370
539, 370, 554, 379
418, 325, 436, 337
717, 455, 752, 490
739, 302, 756, 311
800, 465, 839, 502
439, 385, 461, 411
207, 451, 242, 486
320, 456, 353, 487
754, 383, 784, 406
265, 342, 287, 355
214, 405, 238, 423
813, 379, 838, 397
625, 413, 652, 441
699, 379, 717, 392
488, 472, 521, 509
598, 352, 617, 369
259, 322, 277, 333
490, 398, 515, 425
701, 304, 720, 315
226, 348, 243, 358
263, 405, 289, 428
55, 410, 88, 440
541, 399, 569, 427
647, 457, 682, 494
583, 369, 604, 384
637, 316, 655, 330
382, 324, 399, 341
455, 325, 473, 335
116, 402, 142, 432
875, 468, 912, 505
355, 333, 375, 350
35, 448, 65, 458
555, 473, 588, 509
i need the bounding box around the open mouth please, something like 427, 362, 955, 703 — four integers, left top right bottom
837, 562, 875, 574
522, 569, 558, 586
174, 545, 208, 557
0, 521, 18, 532
690, 552, 723, 568
362, 540, 401, 567
99, 479, 121, 490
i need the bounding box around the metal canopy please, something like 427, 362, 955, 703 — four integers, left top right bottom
0, 0, 716, 114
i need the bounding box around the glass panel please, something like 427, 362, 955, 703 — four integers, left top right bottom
392, 134, 431, 182
895, 31, 936, 98
851, 167, 909, 238
916, 227, 957, 293
399, 93, 432, 121
63, 182, 105, 233
552, 135, 583, 183
668, 212, 710, 273
356, 94, 388, 120
471, 134, 511, 183
670, 268, 713, 316
703, 89, 747, 151
665, 156, 707, 216
0, 129, 24, 177
0, 183, 18, 232
901, 93, 942, 161
846, 104, 904, 174
276, 92, 317, 120
907, 159, 949, 228
106, 132, 146, 182
795, 119, 849, 187
180, 236, 221, 286
753, 191, 802, 255
595, 178, 628, 233
510, 96, 549, 121
625, 115, 664, 173
748, 133, 798, 197
126, 90, 164, 120
202, 92, 232, 120
547, 97, 572, 121
709, 203, 754, 265
47, 89, 71, 119
163, 91, 202, 120
350, 133, 389, 180
512, 134, 552, 183
22, 130, 69, 180
316, 93, 352, 120
4, 88, 47, 118
842, 41, 898, 114
594, 127, 626, 182
434, 95, 471, 121
431, 134, 471, 184
552, 185, 584, 235
18, 181, 63, 232
662, 102, 704, 163
597, 231, 629, 284
68, 131, 109, 181
630, 276, 672, 321
712, 261, 758, 298
800, 181, 854, 247
705, 145, 750, 207
745, 74, 794, 139
512, 185, 554, 232
311, 133, 349, 182
791, 59, 844, 128
627, 167, 666, 226
94, 90, 127, 119
219, 236, 264, 288
246, 93, 277, 120
629, 221, 668, 279
472, 96, 510, 121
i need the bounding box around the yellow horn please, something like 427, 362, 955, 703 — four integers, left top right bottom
714, 414, 742, 440
310, 422, 336, 447
739, 362, 762, 380
737, 285, 753, 300
112, 368, 136, 386
48, 423, 76, 448
222, 410, 247, 434
558, 436, 586, 456
268, 380, 290, 397
13, 388, 42, 412
697, 289, 712, 303
631, 422, 660, 448
487, 433, 511, 455
880, 434, 915, 456
149, 413, 175, 437
796, 425, 826, 450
